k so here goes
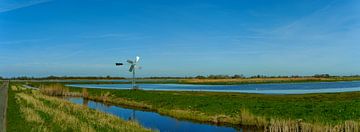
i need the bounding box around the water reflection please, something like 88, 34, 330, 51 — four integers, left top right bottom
67, 81, 360, 94
83, 98, 89, 106
67, 97, 251, 132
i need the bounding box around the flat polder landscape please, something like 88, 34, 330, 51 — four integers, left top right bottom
2, 76, 360, 132
1, 0, 360, 132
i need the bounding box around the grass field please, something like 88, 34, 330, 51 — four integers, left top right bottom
20, 76, 360, 87
60, 85, 360, 131
21, 80, 360, 131
6, 84, 153, 132
178, 77, 360, 85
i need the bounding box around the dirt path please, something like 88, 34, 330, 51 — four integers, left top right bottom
0, 81, 9, 132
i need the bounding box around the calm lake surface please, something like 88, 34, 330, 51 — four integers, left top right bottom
67, 81, 360, 94
66, 97, 246, 132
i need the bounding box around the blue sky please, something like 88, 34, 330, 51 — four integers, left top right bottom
0, 0, 359, 77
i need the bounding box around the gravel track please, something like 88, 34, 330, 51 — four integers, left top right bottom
0, 81, 9, 132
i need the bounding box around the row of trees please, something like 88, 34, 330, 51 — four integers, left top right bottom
194, 74, 360, 79
1, 74, 360, 80
194, 74, 245, 79
144, 77, 193, 79
3, 76, 126, 80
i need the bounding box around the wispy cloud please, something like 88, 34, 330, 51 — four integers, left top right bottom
0, 0, 52, 13
81, 33, 128, 38
214, 35, 272, 41
80, 33, 150, 40
270, 2, 335, 36
0, 38, 49, 45
247, 0, 359, 45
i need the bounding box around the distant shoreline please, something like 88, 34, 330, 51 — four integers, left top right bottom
8, 76, 360, 86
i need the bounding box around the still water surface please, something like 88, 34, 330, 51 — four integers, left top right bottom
67, 81, 360, 94
66, 97, 246, 132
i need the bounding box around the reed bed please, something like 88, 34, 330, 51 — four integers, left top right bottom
39, 84, 82, 97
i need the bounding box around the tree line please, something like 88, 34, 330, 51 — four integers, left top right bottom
1, 76, 125, 80
1, 74, 360, 80
193, 74, 360, 79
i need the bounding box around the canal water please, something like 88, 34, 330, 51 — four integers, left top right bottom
65, 97, 249, 132
67, 81, 360, 94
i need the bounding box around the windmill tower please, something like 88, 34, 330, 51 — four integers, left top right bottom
116, 56, 141, 89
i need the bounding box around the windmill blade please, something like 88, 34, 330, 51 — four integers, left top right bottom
129, 65, 135, 72
127, 60, 134, 64
136, 66, 142, 70
135, 56, 140, 63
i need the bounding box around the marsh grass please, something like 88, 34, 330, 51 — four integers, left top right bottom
11, 84, 26, 91
20, 107, 44, 124
40, 84, 81, 97
11, 85, 18, 91
6, 84, 34, 132
82, 88, 89, 98
8, 84, 153, 132
34, 83, 360, 131
240, 109, 267, 126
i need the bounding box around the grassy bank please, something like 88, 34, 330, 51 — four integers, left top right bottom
178, 77, 360, 85
6, 84, 153, 132
21, 76, 360, 87
53, 85, 360, 131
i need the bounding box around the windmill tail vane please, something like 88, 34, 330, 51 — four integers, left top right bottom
116, 56, 141, 89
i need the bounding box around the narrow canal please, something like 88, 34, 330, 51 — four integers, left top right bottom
65, 97, 256, 132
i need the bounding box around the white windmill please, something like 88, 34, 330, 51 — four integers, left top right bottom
116, 56, 141, 89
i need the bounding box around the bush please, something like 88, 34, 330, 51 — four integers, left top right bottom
313, 74, 331, 78
195, 76, 206, 79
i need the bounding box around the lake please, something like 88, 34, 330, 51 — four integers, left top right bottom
67, 81, 360, 94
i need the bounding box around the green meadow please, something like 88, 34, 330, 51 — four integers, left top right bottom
5, 80, 360, 131
32, 81, 360, 131
75, 89, 360, 124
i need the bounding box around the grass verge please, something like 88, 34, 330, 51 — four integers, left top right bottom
7, 83, 153, 132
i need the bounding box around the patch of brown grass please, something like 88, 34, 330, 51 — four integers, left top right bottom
39, 84, 81, 96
